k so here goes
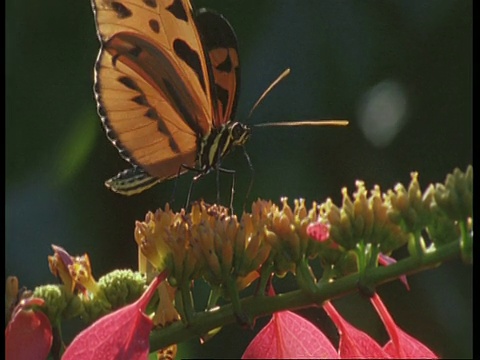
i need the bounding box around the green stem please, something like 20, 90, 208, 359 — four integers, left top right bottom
368, 245, 381, 268
177, 282, 194, 324
51, 322, 64, 360
296, 257, 317, 295
408, 230, 425, 258
355, 242, 373, 294
225, 275, 251, 326
356, 242, 366, 271
149, 240, 462, 350
257, 261, 274, 297
174, 288, 186, 323
459, 220, 472, 264
206, 287, 221, 310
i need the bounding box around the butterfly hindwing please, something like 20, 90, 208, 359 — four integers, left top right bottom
92, 0, 216, 181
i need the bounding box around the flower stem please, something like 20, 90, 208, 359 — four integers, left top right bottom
149, 240, 462, 350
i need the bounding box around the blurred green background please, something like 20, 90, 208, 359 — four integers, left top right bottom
6, 0, 471, 358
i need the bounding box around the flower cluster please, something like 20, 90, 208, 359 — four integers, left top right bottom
135, 166, 472, 286
134, 198, 327, 289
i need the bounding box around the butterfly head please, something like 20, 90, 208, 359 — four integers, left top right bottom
229, 122, 251, 147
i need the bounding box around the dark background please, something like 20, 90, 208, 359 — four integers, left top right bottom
6, 0, 472, 358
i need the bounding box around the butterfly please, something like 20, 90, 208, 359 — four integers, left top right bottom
91, 0, 347, 198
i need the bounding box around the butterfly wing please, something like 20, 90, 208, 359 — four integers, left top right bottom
92, 0, 215, 181
195, 9, 240, 127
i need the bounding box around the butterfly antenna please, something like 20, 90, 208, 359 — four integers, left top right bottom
254, 120, 349, 127
247, 68, 291, 119
247, 68, 349, 127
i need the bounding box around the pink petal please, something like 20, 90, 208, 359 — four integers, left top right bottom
62, 272, 167, 360
306, 222, 330, 242
371, 293, 438, 359
242, 310, 338, 359
323, 301, 390, 359
383, 330, 438, 359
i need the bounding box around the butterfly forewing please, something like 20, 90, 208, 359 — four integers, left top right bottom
195, 9, 240, 127
92, 0, 216, 180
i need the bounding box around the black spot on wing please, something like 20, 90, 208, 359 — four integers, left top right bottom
132, 94, 149, 106
112, 76, 166, 143
168, 136, 181, 153
216, 53, 232, 72
129, 106, 180, 153
111, 2, 132, 19
143, 0, 157, 8
149, 19, 160, 34
163, 78, 203, 135
145, 108, 159, 120
118, 76, 141, 92
173, 39, 206, 93
195, 10, 238, 51
155, 114, 178, 144
103, 86, 180, 155
166, 0, 188, 21
128, 46, 142, 58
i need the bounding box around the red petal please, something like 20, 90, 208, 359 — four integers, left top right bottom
383, 329, 438, 359
6, 304, 53, 360
371, 293, 438, 359
62, 272, 167, 360
323, 301, 390, 359
242, 310, 338, 359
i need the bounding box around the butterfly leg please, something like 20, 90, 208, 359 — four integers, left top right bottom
216, 166, 221, 204
230, 170, 236, 214
218, 167, 236, 215
242, 147, 255, 211
171, 164, 203, 210
187, 170, 211, 209
171, 165, 189, 207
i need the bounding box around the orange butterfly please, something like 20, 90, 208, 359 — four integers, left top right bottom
91, 0, 347, 197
